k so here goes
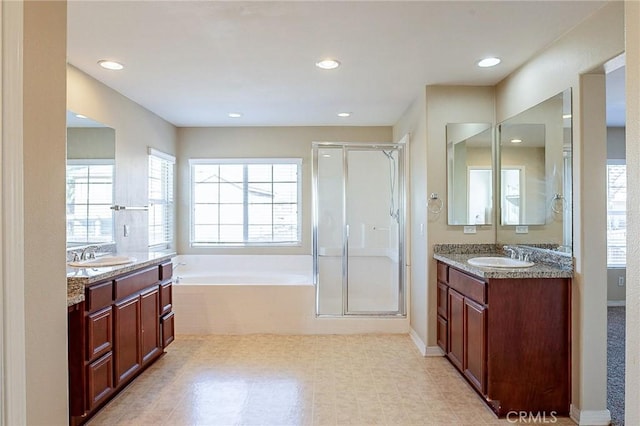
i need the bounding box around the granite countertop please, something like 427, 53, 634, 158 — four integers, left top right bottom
434, 252, 574, 279
67, 251, 175, 307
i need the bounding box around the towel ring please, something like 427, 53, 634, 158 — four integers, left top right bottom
550, 193, 566, 214
428, 193, 443, 214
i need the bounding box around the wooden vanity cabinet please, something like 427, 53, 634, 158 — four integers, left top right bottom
69, 260, 174, 426
436, 260, 570, 417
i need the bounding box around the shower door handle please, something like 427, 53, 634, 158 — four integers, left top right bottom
345, 224, 350, 238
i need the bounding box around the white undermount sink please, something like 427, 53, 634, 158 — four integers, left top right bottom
68, 255, 137, 268
467, 256, 534, 268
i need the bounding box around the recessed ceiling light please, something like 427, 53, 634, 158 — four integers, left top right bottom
337, 112, 351, 118
316, 59, 341, 70
562, 114, 572, 119
477, 57, 501, 68
97, 60, 124, 70
510, 139, 523, 144
228, 112, 242, 118
75, 114, 87, 119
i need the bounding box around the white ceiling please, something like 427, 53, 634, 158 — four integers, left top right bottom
67, 1, 609, 127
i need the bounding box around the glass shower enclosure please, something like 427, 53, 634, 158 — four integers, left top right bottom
312, 142, 406, 316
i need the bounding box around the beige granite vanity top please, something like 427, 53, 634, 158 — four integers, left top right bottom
66, 251, 175, 307
433, 252, 573, 279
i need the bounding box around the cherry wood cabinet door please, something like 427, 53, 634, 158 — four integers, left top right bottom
114, 295, 141, 386
162, 311, 175, 348
437, 281, 448, 318
464, 297, 487, 394
86, 306, 112, 362
437, 315, 448, 352
140, 287, 161, 365
86, 352, 114, 411
447, 289, 464, 371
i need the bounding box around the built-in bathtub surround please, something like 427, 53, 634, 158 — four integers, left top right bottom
433, 243, 573, 279
172, 254, 409, 335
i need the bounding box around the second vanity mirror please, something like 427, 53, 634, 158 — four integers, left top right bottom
497, 89, 573, 251
66, 111, 116, 248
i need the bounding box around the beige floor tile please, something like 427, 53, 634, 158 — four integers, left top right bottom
84, 335, 576, 426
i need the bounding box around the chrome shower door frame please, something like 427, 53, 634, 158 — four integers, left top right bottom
312, 142, 406, 317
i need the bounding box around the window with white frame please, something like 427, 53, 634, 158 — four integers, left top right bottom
66, 160, 114, 243
148, 149, 175, 249
190, 158, 301, 246
607, 161, 626, 267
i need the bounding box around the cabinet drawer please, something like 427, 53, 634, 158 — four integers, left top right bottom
86, 281, 113, 312
159, 262, 173, 281
86, 306, 113, 362
162, 311, 175, 348
115, 267, 158, 301
437, 262, 448, 283
449, 268, 486, 304
86, 351, 114, 411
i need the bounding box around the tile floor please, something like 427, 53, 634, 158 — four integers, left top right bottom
87, 334, 576, 426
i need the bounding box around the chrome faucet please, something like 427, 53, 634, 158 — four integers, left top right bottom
504, 247, 517, 259
80, 245, 99, 261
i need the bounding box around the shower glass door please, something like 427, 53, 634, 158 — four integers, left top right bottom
313, 143, 405, 316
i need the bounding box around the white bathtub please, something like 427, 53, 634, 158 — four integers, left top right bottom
171, 254, 408, 335
173, 254, 313, 285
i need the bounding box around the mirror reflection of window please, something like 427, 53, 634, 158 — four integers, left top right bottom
467, 168, 492, 224
66, 160, 115, 244
501, 168, 524, 225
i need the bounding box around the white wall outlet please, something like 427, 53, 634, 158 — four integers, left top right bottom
618, 276, 625, 287
463, 225, 476, 234
124, 224, 129, 237
515, 225, 529, 234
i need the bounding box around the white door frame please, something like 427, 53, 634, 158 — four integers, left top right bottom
1, 1, 27, 425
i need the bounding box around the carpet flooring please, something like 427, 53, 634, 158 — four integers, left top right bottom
608, 306, 625, 426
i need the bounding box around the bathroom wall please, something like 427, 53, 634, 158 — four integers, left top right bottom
67, 65, 178, 252
176, 126, 392, 255
393, 86, 495, 352
496, 1, 623, 422
393, 93, 428, 351
607, 126, 626, 303
23, 1, 69, 423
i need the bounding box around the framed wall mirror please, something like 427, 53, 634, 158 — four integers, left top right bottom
66, 110, 116, 248
497, 89, 573, 252
446, 123, 493, 225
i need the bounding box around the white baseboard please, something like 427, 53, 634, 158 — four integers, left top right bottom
409, 328, 426, 356
426, 346, 445, 357
607, 300, 626, 307
570, 404, 611, 425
